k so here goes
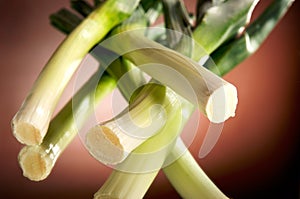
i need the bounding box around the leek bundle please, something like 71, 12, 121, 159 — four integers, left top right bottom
12, 0, 294, 198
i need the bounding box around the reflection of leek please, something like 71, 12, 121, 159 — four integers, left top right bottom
18, 73, 116, 181
11, 0, 140, 145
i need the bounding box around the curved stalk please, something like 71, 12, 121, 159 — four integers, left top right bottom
98, 33, 238, 123
94, 91, 190, 199
86, 83, 181, 165
18, 73, 116, 181
12, 0, 140, 145
163, 139, 229, 199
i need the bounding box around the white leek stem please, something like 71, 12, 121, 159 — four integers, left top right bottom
11, 0, 140, 145
94, 90, 191, 199
18, 73, 116, 181
97, 31, 238, 123
85, 83, 180, 165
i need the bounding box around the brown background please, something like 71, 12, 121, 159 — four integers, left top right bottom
0, 0, 299, 198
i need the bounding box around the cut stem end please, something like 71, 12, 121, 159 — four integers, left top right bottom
206, 83, 238, 123
12, 121, 42, 145
18, 146, 53, 181
85, 126, 125, 165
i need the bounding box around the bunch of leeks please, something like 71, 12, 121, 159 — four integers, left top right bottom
12, 0, 294, 198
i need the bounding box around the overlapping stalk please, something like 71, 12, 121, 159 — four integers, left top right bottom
18, 73, 116, 181
85, 82, 182, 165
93, 1, 229, 198
98, 34, 238, 123
47, 3, 228, 198
87, 7, 197, 197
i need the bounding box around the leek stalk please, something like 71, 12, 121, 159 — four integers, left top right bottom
93, 2, 227, 198
98, 34, 238, 123
163, 139, 229, 199
16, 0, 294, 198
12, 0, 140, 145
94, 92, 192, 199
94, 171, 157, 199
18, 73, 116, 181
85, 83, 181, 165
89, 6, 189, 198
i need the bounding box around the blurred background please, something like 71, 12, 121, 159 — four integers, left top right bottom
0, 0, 299, 198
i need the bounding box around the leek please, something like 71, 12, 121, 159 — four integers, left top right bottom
85, 83, 181, 165
94, 92, 192, 199
163, 139, 229, 199
11, 0, 140, 145
93, 2, 227, 198
14, 0, 294, 198
94, 171, 157, 199
88, 6, 186, 197
48, 2, 234, 198
18, 73, 116, 181
97, 33, 238, 123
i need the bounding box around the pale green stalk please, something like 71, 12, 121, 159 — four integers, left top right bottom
85, 82, 181, 165
100, 33, 238, 123
163, 139, 229, 199
91, 6, 148, 101
18, 73, 116, 181
12, 0, 140, 145
94, 170, 157, 199
94, 90, 192, 199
